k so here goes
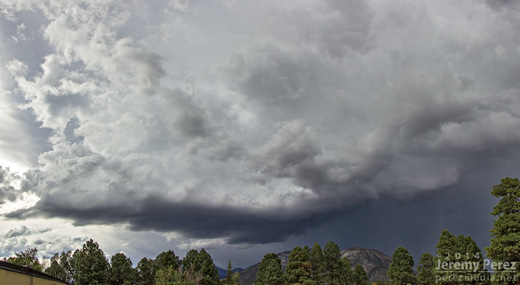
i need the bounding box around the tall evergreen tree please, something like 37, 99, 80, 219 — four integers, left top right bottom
436, 230, 489, 284
109, 252, 136, 285
223, 260, 239, 285
324, 241, 346, 285
59, 250, 74, 284
416, 253, 435, 285
285, 246, 315, 285
352, 263, 368, 285
435, 229, 459, 284
155, 250, 180, 272
485, 177, 520, 285
137, 257, 155, 285
309, 243, 326, 283
45, 253, 67, 281
253, 253, 284, 285
458, 235, 490, 284
341, 257, 354, 284
387, 246, 416, 285
196, 249, 220, 285
183, 249, 200, 271
72, 239, 110, 285
182, 249, 220, 285
225, 260, 233, 284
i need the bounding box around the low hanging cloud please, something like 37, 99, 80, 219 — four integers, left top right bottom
1, 0, 520, 244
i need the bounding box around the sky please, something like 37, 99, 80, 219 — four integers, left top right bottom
1, 0, 520, 269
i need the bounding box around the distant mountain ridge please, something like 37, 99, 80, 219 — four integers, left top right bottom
215, 265, 244, 280
341, 247, 392, 282
238, 247, 391, 284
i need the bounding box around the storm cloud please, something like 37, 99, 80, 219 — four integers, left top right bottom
1, 0, 520, 261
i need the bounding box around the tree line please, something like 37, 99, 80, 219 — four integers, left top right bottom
254, 241, 368, 285
3, 177, 520, 284
3, 239, 231, 285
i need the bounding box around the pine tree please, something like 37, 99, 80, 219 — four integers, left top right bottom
137, 257, 155, 285
458, 235, 490, 284
182, 249, 220, 285
109, 252, 136, 285
45, 253, 67, 281
59, 250, 74, 284
183, 249, 200, 271
485, 177, 520, 285
352, 263, 368, 285
253, 253, 284, 285
436, 230, 489, 284
198, 249, 220, 285
309, 242, 326, 284
224, 260, 239, 285
435, 229, 459, 284
72, 239, 110, 285
45, 251, 74, 283
155, 250, 180, 273
324, 241, 346, 285
341, 257, 354, 284
387, 246, 416, 285
416, 253, 434, 285
285, 246, 315, 285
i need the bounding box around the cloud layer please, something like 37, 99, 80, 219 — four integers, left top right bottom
1, 0, 520, 246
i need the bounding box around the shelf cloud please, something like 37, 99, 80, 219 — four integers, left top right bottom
1, 0, 520, 261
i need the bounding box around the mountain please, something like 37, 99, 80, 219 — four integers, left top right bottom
215, 265, 244, 280
239, 247, 391, 284
238, 251, 290, 285
341, 247, 392, 282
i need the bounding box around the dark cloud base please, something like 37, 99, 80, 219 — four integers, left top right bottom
9, 196, 344, 244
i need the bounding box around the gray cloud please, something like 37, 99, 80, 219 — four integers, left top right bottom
0, 224, 87, 258
0, 167, 20, 204
1, 0, 520, 252
3, 225, 30, 238
2, 226, 51, 239
9, 195, 337, 244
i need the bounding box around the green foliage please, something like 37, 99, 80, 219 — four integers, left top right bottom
110, 252, 137, 285
253, 253, 284, 285
223, 260, 239, 285
138, 257, 156, 285
7, 248, 43, 271
353, 264, 368, 285
387, 246, 416, 285
59, 250, 75, 283
155, 265, 203, 285
324, 241, 346, 285
485, 177, 520, 284
182, 249, 199, 271
416, 253, 434, 285
342, 257, 354, 284
285, 246, 314, 285
156, 250, 181, 273
182, 249, 220, 285
45, 253, 64, 280
435, 229, 458, 284
309, 242, 326, 283
435, 230, 489, 284
72, 238, 110, 285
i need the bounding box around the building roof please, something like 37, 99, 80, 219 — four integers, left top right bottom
0, 260, 68, 284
